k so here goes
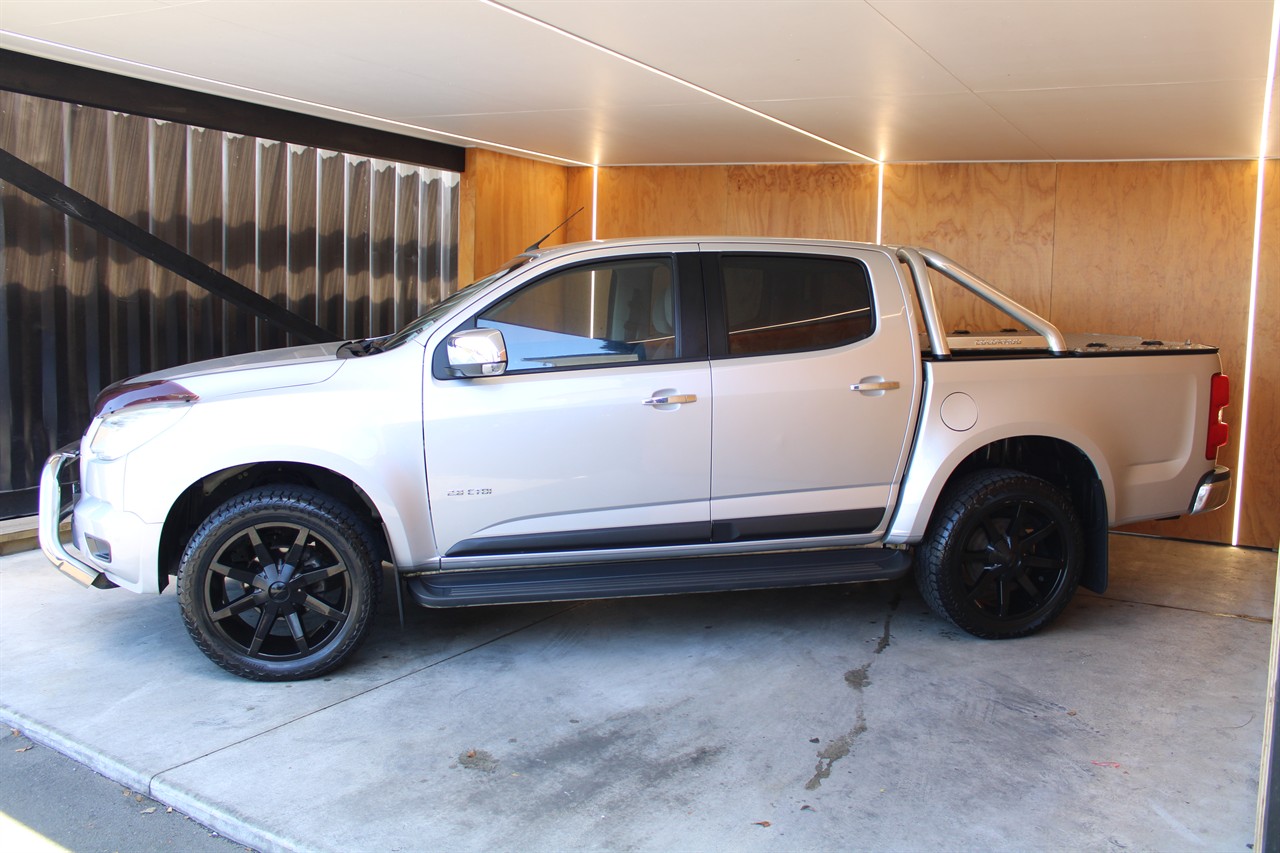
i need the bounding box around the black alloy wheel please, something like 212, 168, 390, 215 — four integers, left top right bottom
178, 486, 379, 680
916, 469, 1083, 639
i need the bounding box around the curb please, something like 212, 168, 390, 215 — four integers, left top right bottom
0, 706, 291, 853
0, 517, 39, 556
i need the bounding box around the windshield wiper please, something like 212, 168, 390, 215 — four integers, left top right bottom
337, 338, 383, 358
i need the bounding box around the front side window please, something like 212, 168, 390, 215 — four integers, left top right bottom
477, 257, 678, 373
721, 254, 874, 357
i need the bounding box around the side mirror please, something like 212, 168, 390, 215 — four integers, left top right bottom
447, 328, 507, 377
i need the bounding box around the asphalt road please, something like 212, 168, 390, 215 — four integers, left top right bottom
0, 728, 251, 853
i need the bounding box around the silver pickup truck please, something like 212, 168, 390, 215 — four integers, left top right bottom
39, 238, 1232, 680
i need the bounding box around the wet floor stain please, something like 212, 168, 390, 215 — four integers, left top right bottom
804, 586, 902, 790
805, 709, 867, 790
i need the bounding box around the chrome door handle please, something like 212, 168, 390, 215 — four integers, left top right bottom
643, 394, 697, 406
850, 380, 900, 392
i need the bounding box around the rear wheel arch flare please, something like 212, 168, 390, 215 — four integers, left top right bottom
941, 436, 1108, 594
916, 467, 1085, 638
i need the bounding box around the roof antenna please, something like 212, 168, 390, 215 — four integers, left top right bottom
525, 207, 585, 253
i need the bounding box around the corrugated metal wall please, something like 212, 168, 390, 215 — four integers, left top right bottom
0, 90, 460, 518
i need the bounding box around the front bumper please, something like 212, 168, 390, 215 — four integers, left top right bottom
1189, 465, 1232, 515
38, 446, 115, 589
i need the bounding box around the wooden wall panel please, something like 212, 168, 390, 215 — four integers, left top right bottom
1051, 162, 1254, 343
457, 154, 477, 286
1240, 159, 1280, 549
462, 148, 571, 280
597, 166, 731, 237
596, 164, 879, 242
565, 166, 595, 244
726, 164, 877, 241
883, 163, 1058, 332
1053, 161, 1256, 545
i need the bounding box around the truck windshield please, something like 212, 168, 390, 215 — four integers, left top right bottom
379, 257, 531, 351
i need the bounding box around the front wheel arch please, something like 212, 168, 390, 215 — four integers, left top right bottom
158, 462, 389, 591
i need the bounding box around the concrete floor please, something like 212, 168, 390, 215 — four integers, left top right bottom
0, 535, 1274, 852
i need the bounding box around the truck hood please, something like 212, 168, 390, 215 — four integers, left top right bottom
114, 342, 347, 401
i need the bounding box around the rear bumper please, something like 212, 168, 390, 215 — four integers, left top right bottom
1189, 465, 1231, 515
38, 446, 115, 589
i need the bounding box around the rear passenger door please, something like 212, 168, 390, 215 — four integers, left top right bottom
702, 244, 920, 542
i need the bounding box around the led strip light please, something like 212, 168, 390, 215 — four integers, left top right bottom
876, 163, 886, 244
1232, 0, 1280, 547
480, 0, 878, 167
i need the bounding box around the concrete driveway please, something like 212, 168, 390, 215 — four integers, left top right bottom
0, 535, 1273, 851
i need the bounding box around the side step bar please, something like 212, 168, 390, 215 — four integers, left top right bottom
405, 547, 911, 608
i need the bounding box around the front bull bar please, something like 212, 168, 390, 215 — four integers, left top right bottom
38, 446, 114, 589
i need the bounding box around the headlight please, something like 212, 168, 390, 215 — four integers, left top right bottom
88, 404, 192, 461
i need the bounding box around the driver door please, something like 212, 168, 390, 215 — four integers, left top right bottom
423, 251, 712, 560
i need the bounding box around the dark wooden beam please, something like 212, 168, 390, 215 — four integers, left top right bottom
0, 48, 466, 173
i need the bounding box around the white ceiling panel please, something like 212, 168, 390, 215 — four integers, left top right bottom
1, 1, 712, 113
1, 0, 1276, 164
505, 0, 969, 100
416, 99, 864, 165
867, 0, 1273, 92
984, 80, 1267, 161
751, 92, 1054, 163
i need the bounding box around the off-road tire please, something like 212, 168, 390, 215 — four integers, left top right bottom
916, 469, 1083, 639
177, 485, 380, 680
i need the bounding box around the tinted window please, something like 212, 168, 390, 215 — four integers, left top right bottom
721, 255, 874, 356
478, 257, 678, 373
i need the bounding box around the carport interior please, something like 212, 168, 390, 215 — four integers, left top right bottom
2, 4, 1279, 847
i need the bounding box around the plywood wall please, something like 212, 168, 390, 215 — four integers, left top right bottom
1240, 159, 1280, 549
460, 148, 576, 281
596, 164, 878, 240
882, 163, 1057, 331
461, 152, 1277, 549
1052, 161, 1256, 546
597, 166, 731, 237
882, 159, 1261, 547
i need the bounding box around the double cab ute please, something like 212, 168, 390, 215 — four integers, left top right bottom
40, 238, 1232, 679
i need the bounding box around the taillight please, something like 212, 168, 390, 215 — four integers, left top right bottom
1205, 373, 1229, 460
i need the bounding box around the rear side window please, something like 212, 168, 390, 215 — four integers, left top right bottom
721, 254, 874, 356
477, 257, 678, 373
